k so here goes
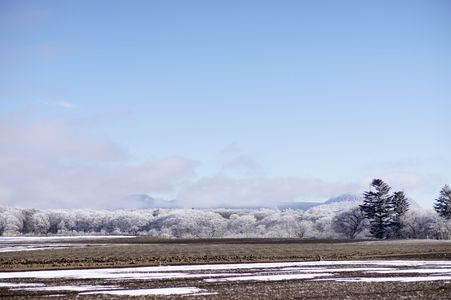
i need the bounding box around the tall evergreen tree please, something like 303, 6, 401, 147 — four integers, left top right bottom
390, 191, 409, 238
434, 185, 451, 220
360, 179, 394, 239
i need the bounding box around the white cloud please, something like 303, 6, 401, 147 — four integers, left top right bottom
218, 143, 263, 177
222, 154, 262, 173
360, 171, 443, 193
0, 113, 195, 209
0, 114, 125, 161
2, 114, 439, 209
0, 113, 359, 209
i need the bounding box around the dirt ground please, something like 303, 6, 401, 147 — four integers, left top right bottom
0, 238, 450, 271
2, 279, 451, 299
1, 238, 451, 299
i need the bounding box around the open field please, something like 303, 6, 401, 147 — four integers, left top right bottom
1, 237, 451, 299
1, 237, 450, 271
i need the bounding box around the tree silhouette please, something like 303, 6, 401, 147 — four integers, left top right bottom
434, 185, 451, 220
360, 179, 394, 239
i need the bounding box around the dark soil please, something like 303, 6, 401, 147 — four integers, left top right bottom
1, 238, 450, 271
1, 239, 451, 299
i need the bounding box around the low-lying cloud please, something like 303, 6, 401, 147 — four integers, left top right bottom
0, 113, 195, 209
1, 113, 440, 209
176, 174, 360, 208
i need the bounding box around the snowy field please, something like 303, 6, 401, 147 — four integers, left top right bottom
1, 260, 450, 297
1, 238, 451, 298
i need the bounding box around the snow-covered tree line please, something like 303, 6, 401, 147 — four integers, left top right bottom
1, 189, 450, 239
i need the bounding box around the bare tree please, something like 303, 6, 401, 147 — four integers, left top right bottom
332, 207, 365, 239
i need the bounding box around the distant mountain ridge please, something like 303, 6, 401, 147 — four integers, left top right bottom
278, 194, 362, 210
324, 194, 363, 204
125, 194, 177, 209
127, 193, 363, 211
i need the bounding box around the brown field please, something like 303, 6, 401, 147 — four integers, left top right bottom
1, 238, 451, 299
1, 238, 450, 271
2, 277, 451, 299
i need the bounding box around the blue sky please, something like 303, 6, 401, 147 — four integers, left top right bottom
0, 1, 450, 208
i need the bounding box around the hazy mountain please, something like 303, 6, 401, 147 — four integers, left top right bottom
277, 194, 362, 211
276, 201, 320, 210
324, 194, 363, 205
125, 194, 177, 209
130, 193, 363, 210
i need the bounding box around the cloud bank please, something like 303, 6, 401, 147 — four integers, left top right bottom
176, 175, 359, 208
0, 113, 195, 209
0, 113, 442, 209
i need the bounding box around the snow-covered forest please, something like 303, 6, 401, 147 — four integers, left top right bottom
1, 193, 450, 239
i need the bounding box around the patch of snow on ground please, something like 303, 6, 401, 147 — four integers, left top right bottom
279, 267, 395, 273
0, 236, 134, 243
327, 275, 451, 283
2, 260, 451, 296
370, 268, 451, 274
0, 270, 251, 280
0, 236, 136, 253
80, 287, 207, 296
205, 273, 334, 282
1, 260, 451, 281
13, 284, 119, 292
0, 282, 44, 288
0, 244, 87, 253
